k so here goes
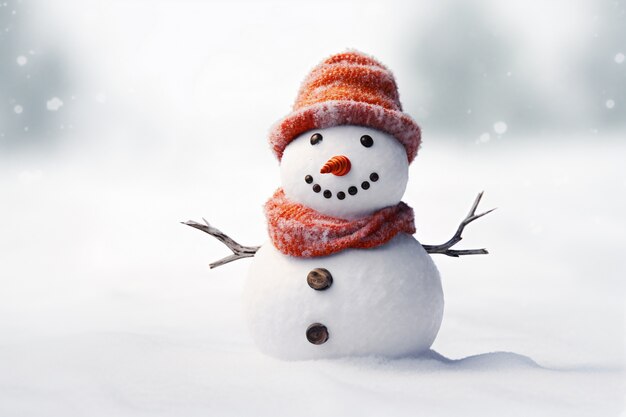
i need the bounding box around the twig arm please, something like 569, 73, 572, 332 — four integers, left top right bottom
185, 192, 493, 266
422, 191, 495, 257
183, 219, 260, 269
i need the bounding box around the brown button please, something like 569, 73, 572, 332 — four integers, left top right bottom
306, 323, 329, 345
307, 268, 333, 290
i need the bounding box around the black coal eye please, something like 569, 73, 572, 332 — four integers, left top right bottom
360, 135, 373, 148
310, 133, 323, 145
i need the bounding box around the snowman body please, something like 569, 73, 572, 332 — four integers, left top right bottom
244, 233, 443, 360
244, 125, 445, 360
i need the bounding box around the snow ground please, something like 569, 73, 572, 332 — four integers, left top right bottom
1, 136, 624, 417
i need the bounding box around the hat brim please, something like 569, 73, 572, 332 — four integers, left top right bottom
269, 100, 421, 162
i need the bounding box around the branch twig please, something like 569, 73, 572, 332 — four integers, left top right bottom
422, 191, 495, 257
182, 218, 260, 268
185, 191, 494, 266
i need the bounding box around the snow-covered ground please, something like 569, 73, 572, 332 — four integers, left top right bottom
1, 135, 624, 416
2, 0, 625, 415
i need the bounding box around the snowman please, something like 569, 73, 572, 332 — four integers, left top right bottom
185, 51, 493, 360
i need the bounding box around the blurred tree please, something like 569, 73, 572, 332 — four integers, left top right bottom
408, 2, 557, 140
0, 0, 72, 151
578, 0, 626, 132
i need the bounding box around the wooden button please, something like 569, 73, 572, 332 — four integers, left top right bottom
306, 323, 329, 345
307, 268, 333, 290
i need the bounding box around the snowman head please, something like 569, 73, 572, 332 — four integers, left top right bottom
281, 125, 408, 219
269, 50, 422, 218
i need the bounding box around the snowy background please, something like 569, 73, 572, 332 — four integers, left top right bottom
1, 0, 625, 416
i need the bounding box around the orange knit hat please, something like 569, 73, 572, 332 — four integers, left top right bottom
269, 50, 421, 162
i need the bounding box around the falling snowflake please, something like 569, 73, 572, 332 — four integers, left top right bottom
46, 97, 63, 111
14, 105, 23, 114
16, 55, 27, 66
615, 53, 625, 64
606, 99, 615, 109
493, 121, 508, 135
478, 133, 491, 143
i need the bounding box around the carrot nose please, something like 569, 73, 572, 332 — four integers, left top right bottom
320, 155, 351, 176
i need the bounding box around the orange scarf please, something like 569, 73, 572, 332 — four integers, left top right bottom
265, 188, 415, 257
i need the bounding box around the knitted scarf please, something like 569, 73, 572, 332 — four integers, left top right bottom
265, 188, 416, 258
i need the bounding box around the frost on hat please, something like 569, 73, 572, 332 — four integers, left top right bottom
269, 50, 422, 162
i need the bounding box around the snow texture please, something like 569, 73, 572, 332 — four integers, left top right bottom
0, 137, 624, 417
280, 125, 409, 219
245, 233, 443, 360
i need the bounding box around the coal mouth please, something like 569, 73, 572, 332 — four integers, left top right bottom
304, 172, 379, 200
